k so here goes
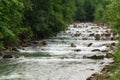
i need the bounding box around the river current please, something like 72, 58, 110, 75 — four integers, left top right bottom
0, 23, 118, 80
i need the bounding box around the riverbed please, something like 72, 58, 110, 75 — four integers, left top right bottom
0, 23, 118, 80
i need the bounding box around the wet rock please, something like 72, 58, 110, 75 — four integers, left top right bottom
101, 67, 110, 74
88, 43, 93, 47
106, 29, 112, 33
82, 38, 88, 40
11, 47, 19, 51
87, 31, 92, 33
101, 50, 109, 52
22, 39, 32, 46
74, 33, 80, 37
101, 34, 104, 36
71, 43, 76, 47
87, 55, 104, 59
18, 46, 25, 50
3, 54, 13, 59
89, 33, 95, 36
113, 31, 118, 36
86, 76, 98, 80
21, 43, 29, 47
0, 51, 4, 56
73, 24, 77, 28
110, 46, 116, 51
111, 37, 117, 40
40, 41, 47, 45
111, 42, 116, 46
95, 34, 101, 40
92, 49, 100, 52
74, 49, 81, 52
102, 44, 110, 47
32, 41, 40, 44
83, 55, 87, 58
105, 34, 111, 37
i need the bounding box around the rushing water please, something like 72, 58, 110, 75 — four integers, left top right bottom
0, 23, 118, 80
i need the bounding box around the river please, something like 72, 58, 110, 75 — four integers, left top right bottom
0, 23, 118, 80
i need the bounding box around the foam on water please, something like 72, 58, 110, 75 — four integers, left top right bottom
0, 23, 117, 80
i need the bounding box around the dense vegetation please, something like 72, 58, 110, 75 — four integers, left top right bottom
0, 0, 101, 49
0, 0, 76, 49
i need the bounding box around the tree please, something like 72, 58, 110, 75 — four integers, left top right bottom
0, 0, 24, 48
27, 0, 76, 38
75, 0, 86, 21
103, 0, 120, 33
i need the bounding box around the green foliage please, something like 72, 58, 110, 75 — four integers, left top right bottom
0, 0, 76, 48
103, 0, 120, 33
0, 0, 24, 48
0, 42, 5, 50
0, 0, 24, 26
94, 4, 105, 22
26, 0, 76, 38
75, 0, 86, 21
0, 32, 3, 39
12, 27, 33, 40
75, 0, 101, 21
0, 21, 16, 40
94, 0, 110, 22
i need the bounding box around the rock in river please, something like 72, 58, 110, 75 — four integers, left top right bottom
92, 49, 101, 52
74, 49, 81, 52
3, 54, 13, 59
71, 43, 76, 47
88, 43, 93, 47
95, 34, 101, 40
87, 55, 104, 59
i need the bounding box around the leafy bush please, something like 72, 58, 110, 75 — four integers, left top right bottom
12, 27, 33, 40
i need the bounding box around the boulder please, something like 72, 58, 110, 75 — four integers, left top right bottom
105, 34, 111, 37
74, 33, 80, 37
73, 24, 77, 28
113, 31, 117, 36
74, 49, 81, 52
110, 46, 116, 51
111, 37, 116, 40
40, 41, 47, 45
92, 49, 100, 52
95, 34, 101, 40
88, 43, 93, 47
82, 38, 88, 40
21, 43, 29, 47
87, 55, 104, 59
32, 41, 40, 44
11, 47, 19, 51
71, 43, 76, 47
87, 77, 98, 80
101, 34, 104, 36
101, 50, 109, 52
3, 54, 13, 59
111, 42, 116, 46
18, 46, 25, 50
89, 33, 95, 36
